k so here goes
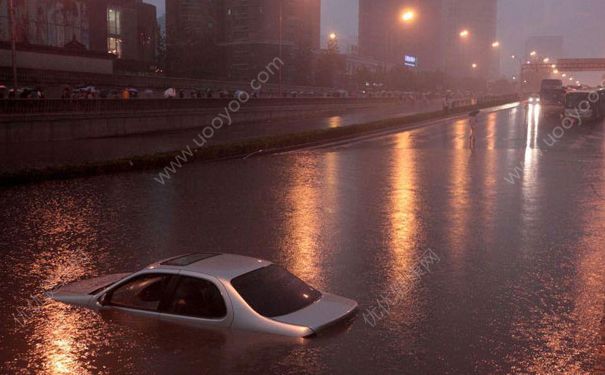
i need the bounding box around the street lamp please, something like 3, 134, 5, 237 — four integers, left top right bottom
530, 50, 537, 57
7, 0, 17, 90
543, 57, 550, 63
472, 63, 478, 69
459, 29, 470, 39
491, 41, 500, 48
329, 33, 337, 41
401, 9, 416, 23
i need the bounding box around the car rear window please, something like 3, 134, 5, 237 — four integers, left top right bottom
231, 265, 321, 318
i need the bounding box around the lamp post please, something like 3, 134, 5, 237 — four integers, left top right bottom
278, 0, 283, 97
8, 0, 18, 90
459, 29, 470, 76
383, 9, 417, 74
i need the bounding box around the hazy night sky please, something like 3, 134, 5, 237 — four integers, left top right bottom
146, 0, 605, 82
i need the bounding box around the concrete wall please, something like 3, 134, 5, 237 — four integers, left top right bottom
0, 100, 406, 143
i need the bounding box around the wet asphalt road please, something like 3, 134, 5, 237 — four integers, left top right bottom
0, 103, 604, 374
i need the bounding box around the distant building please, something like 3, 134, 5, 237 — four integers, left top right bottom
0, 0, 157, 75
165, 0, 224, 78
0, 0, 90, 48
89, 0, 158, 71
222, 0, 319, 83
358, 0, 394, 65
359, 0, 488, 76
166, 0, 320, 84
442, 0, 498, 79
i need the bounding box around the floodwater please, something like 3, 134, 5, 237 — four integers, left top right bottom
1, 103, 604, 374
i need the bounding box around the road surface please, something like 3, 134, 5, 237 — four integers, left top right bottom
0, 103, 604, 374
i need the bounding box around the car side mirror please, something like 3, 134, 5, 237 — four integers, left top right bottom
98, 293, 109, 306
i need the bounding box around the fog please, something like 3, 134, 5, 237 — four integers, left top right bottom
146, 0, 605, 83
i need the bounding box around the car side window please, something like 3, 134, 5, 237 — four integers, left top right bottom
168, 276, 227, 319
108, 274, 172, 311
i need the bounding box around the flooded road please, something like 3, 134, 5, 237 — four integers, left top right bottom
1, 103, 604, 374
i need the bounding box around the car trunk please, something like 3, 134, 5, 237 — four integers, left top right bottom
271, 293, 358, 333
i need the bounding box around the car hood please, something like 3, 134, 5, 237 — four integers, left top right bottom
271, 293, 357, 332
48, 273, 130, 299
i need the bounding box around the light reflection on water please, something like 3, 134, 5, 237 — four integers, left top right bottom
0, 107, 603, 374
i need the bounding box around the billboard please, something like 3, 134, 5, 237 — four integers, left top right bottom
404, 55, 417, 68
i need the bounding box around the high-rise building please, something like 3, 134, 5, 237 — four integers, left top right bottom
166, 0, 224, 78
358, 0, 394, 65
222, 0, 320, 83
442, 0, 498, 78
0, 0, 156, 73
0, 0, 89, 48
88, 0, 158, 68
358, 0, 446, 71
358, 0, 497, 78
166, 0, 321, 83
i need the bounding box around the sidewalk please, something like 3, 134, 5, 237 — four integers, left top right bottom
0, 102, 441, 174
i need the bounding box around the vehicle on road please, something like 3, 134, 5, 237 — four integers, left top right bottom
48, 253, 358, 338
528, 93, 541, 104
563, 90, 600, 122
540, 79, 565, 106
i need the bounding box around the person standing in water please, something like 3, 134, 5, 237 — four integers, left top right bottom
469, 110, 480, 149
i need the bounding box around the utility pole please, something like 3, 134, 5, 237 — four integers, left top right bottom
278, 0, 283, 97
8, 0, 18, 90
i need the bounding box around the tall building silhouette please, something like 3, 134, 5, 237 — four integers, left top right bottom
166, 0, 320, 82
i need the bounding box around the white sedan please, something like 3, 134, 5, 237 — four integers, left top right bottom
48, 253, 358, 338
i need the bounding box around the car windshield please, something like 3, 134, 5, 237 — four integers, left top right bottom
231, 265, 321, 318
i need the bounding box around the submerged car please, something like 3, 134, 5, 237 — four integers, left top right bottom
48, 253, 358, 338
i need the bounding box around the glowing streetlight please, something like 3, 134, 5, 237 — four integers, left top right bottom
491, 41, 500, 48
471, 63, 478, 69
511, 54, 516, 59
459, 29, 470, 39
553, 69, 559, 74
543, 57, 550, 63
562, 73, 567, 78
530, 50, 537, 57
401, 9, 416, 23
329, 33, 337, 40
551, 64, 556, 69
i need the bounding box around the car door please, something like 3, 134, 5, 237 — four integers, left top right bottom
100, 272, 176, 319
160, 272, 233, 329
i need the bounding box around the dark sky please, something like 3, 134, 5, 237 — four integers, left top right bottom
145, 0, 605, 82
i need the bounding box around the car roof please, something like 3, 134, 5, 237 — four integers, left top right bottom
145, 253, 272, 281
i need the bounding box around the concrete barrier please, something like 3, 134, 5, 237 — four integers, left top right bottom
0, 99, 410, 143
